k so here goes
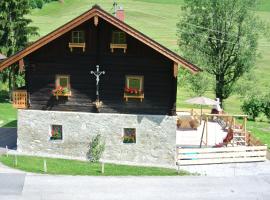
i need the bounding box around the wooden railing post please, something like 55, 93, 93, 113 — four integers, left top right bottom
244, 117, 247, 145
206, 116, 208, 146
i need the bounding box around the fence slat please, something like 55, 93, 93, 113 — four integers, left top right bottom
177, 146, 267, 154
179, 151, 266, 159
177, 156, 267, 165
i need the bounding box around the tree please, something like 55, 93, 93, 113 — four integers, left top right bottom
241, 95, 263, 120
187, 72, 212, 96
177, 0, 265, 106
87, 134, 105, 162
0, 0, 38, 95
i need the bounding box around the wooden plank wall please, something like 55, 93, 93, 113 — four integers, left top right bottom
25, 18, 176, 115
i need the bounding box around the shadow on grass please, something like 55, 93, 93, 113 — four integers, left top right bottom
2, 120, 17, 128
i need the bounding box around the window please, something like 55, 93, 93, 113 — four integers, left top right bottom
69, 31, 86, 52
123, 128, 136, 144
110, 31, 127, 53
50, 125, 63, 140
112, 31, 126, 44
124, 76, 144, 102
53, 75, 71, 99
56, 75, 70, 90
126, 76, 143, 91
71, 31, 85, 43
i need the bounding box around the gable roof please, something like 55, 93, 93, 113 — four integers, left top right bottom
0, 5, 201, 73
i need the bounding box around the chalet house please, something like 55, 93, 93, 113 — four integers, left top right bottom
0, 5, 200, 167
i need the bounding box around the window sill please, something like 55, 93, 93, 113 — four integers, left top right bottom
124, 93, 144, 102
69, 43, 86, 52
110, 43, 127, 53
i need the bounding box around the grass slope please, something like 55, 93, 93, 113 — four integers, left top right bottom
0, 103, 17, 127
0, 155, 189, 176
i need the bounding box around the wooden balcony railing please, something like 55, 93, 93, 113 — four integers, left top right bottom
13, 90, 28, 109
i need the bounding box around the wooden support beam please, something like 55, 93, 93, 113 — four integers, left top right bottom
94, 15, 99, 26
244, 117, 247, 145
19, 59, 25, 72
173, 62, 178, 78
206, 116, 208, 146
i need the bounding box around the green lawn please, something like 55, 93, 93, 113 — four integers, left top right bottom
0, 103, 17, 127
0, 155, 189, 176
246, 120, 270, 149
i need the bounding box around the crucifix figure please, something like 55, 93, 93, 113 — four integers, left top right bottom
90, 65, 105, 102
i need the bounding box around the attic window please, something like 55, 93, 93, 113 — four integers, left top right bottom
124, 75, 144, 102
53, 75, 71, 99
110, 31, 127, 53
69, 30, 86, 52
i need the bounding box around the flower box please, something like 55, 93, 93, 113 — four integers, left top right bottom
52, 86, 72, 100
124, 87, 144, 102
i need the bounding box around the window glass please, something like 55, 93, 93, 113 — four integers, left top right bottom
123, 128, 136, 144
129, 78, 141, 90
72, 31, 85, 43
112, 31, 126, 44
59, 77, 68, 88
56, 75, 70, 89
50, 125, 63, 140
125, 76, 143, 91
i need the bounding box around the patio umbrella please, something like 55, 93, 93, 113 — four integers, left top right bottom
186, 96, 219, 123
0, 53, 6, 60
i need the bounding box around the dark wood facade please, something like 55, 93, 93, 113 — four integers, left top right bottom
25, 18, 177, 115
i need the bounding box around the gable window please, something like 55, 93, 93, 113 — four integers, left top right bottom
124, 75, 144, 102
69, 30, 86, 52
50, 125, 63, 140
123, 128, 136, 144
110, 31, 127, 53
53, 75, 71, 99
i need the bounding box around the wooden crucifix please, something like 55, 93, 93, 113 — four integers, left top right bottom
90, 65, 105, 102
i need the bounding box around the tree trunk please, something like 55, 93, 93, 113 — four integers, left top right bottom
215, 75, 224, 108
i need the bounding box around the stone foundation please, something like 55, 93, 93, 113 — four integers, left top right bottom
17, 110, 176, 167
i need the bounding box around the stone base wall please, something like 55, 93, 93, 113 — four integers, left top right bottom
17, 110, 176, 167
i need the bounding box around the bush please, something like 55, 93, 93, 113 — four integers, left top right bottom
36, 0, 44, 9
241, 96, 264, 120
29, 0, 57, 9
263, 95, 270, 120
87, 134, 105, 162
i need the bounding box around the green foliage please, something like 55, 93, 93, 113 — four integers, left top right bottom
233, 72, 261, 97
0, 0, 38, 95
177, 0, 266, 105
186, 72, 212, 96
262, 94, 270, 119
0, 103, 17, 127
87, 134, 105, 162
241, 95, 264, 120
29, 0, 57, 9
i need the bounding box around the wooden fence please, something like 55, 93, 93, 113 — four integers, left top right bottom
13, 90, 28, 109
176, 146, 267, 165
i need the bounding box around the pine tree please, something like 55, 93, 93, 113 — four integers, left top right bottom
0, 0, 38, 96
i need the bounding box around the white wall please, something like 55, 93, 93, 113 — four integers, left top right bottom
17, 110, 177, 168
